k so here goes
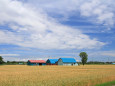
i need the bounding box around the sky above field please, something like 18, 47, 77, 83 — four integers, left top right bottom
0, 0, 115, 62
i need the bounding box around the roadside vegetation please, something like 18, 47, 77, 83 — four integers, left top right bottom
95, 80, 115, 86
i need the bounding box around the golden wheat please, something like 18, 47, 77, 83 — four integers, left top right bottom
0, 65, 115, 86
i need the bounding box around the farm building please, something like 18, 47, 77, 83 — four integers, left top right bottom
112, 63, 115, 65
58, 58, 78, 66
27, 60, 46, 66
46, 59, 58, 65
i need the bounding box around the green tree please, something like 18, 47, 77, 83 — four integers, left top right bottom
0, 56, 4, 64
79, 52, 88, 65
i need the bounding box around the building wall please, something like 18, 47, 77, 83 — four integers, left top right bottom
27, 61, 46, 66
58, 59, 63, 65
42, 63, 46, 65
46, 60, 51, 65
46, 63, 57, 65
63, 63, 78, 66
46, 59, 57, 65
74, 63, 78, 66
63, 63, 72, 66
46, 60, 50, 64
27, 62, 39, 65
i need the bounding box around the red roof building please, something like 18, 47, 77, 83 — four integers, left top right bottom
27, 60, 46, 65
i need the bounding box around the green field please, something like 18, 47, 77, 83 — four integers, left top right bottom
95, 80, 115, 86
0, 65, 115, 86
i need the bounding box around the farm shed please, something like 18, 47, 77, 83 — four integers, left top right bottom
27, 60, 46, 66
112, 63, 115, 64
58, 58, 78, 66
46, 59, 58, 65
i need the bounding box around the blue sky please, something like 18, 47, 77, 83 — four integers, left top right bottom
0, 0, 115, 62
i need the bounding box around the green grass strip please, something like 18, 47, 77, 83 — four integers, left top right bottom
95, 81, 115, 86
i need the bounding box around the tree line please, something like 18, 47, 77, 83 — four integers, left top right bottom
0, 56, 26, 65
0, 56, 5, 64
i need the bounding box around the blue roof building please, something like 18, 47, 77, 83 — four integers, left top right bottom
46, 59, 58, 65
112, 63, 115, 65
57, 58, 78, 66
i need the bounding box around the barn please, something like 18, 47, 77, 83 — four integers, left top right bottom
27, 60, 46, 66
112, 63, 115, 65
46, 59, 58, 65
57, 58, 78, 66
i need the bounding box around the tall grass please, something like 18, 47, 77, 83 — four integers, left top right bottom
0, 65, 115, 86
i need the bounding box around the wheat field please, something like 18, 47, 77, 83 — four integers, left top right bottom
0, 65, 115, 86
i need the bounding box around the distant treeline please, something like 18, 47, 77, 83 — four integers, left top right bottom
4, 61, 27, 65
78, 61, 114, 65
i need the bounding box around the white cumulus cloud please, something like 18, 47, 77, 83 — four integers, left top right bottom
27, 0, 115, 28
0, 54, 20, 57
101, 51, 115, 57
0, 0, 105, 49
80, 0, 114, 27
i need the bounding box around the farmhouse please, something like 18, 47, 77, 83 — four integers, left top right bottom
57, 58, 78, 66
46, 59, 58, 65
27, 60, 46, 66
